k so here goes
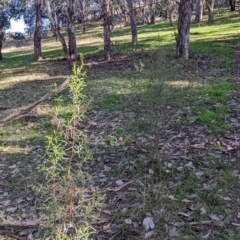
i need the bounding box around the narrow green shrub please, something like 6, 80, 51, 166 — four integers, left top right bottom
40, 54, 101, 240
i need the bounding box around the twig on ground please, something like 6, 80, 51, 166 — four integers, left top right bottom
0, 78, 70, 126
0, 219, 43, 227
106, 180, 134, 192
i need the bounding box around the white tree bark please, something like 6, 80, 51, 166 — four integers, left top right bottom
102, 0, 111, 61
206, 0, 214, 23
127, 0, 137, 45
67, 0, 77, 60
149, 0, 155, 24
195, 0, 204, 22
45, 0, 69, 59
176, 0, 193, 60
77, 0, 87, 33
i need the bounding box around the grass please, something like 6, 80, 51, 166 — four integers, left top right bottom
191, 82, 235, 131
0, 9, 240, 239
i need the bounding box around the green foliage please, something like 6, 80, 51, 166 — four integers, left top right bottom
193, 82, 234, 130
0, 11, 10, 50
98, 91, 120, 110
8, 31, 25, 40
0, 1, 25, 50
40, 54, 101, 239
0, 10, 10, 30
207, 82, 235, 99
196, 110, 219, 124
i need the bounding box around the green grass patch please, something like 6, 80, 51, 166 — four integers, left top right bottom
207, 82, 235, 99
192, 82, 235, 130
196, 110, 220, 124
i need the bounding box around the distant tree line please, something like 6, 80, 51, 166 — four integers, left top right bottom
0, 0, 232, 61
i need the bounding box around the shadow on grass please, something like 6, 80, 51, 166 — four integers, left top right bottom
0, 77, 67, 112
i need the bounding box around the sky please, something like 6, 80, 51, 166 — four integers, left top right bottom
7, 18, 26, 33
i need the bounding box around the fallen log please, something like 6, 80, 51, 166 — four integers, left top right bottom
0, 78, 70, 126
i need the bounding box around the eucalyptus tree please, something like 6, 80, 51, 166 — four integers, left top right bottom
229, 0, 236, 11
148, 0, 155, 24
19, 0, 44, 59
127, 0, 138, 45
102, 0, 111, 61
134, 0, 144, 24
176, 0, 193, 60
116, 0, 130, 26
76, 0, 91, 33
154, 0, 177, 25
45, 0, 68, 58
206, 0, 214, 23
195, 0, 204, 22
34, 0, 43, 60
23, 4, 35, 35
0, 11, 10, 60
47, 0, 77, 59
0, 0, 24, 60
51, 1, 63, 30
33, 0, 77, 60
67, 0, 77, 60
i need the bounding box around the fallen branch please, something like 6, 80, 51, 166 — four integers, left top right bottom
106, 180, 134, 192
0, 218, 44, 227
0, 78, 70, 126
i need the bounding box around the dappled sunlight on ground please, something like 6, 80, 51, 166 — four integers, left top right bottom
0, 145, 31, 155
3, 44, 33, 54
34, 104, 55, 117
191, 33, 240, 43
0, 73, 50, 84
77, 37, 103, 46
1, 67, 27, 75
165, 80, 204, 88
42, 41, 66, 50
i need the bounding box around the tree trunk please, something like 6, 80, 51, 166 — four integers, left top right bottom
34, 0, 43, 61
0, 30, 4, 60
82, 19, 86, 34
102, 0, 111, 61
149, 0, 155, 24
142, 8, 145, 24
67, 0, 77, 60
176, 0, 193, 60
53, 3, 61, 32
229, 0, 236, 11
120, 4, 130, 26
150, 10, 155, 24
169, 10, 173, 26
168, 6, 176, 26
136, 0, 143, 23
78, 0, 86, 33
110, 6, 114, 31
82, 10, 86, 34
127, 0, 137, 45
206, 0, 214, 23
45, 0, 69, 59
0, 43, 2, 60
195, 0, 204, 22
53, 3, 60, 30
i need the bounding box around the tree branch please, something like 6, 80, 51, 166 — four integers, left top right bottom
0, 78, 70, 126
